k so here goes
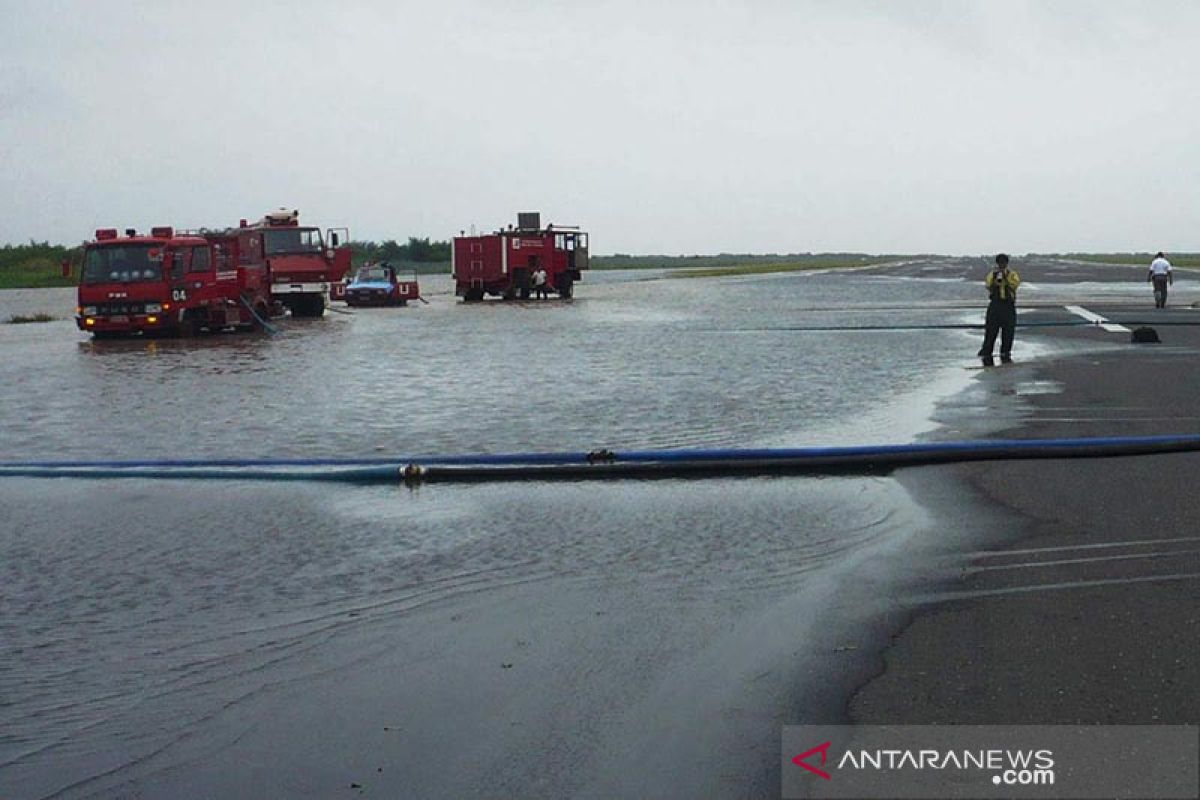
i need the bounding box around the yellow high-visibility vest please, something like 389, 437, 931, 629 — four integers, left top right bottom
986, 268, 1021, 301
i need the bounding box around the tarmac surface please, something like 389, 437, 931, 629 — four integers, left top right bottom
853, 257, 1200, 730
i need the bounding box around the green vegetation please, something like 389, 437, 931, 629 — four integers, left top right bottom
591, 253, 903, 271
665, 257, 896, 279
0, 242, 81, 289
1035, 253, 1200, 268
6, 312, 56, 324
350, 238, 451, 274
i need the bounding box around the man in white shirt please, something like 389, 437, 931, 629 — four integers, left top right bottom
1148, 252, 1172, 308
532, 266, 548, 299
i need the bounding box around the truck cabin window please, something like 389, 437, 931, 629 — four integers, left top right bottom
82, 245, 164, 284
190, 246, 211, 272
263, 228, 323, 256
170, 251, 187, 281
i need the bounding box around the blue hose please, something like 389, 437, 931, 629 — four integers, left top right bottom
3, 434, 1200, 484
239, 294, 278, 334
0, 452, 593, 469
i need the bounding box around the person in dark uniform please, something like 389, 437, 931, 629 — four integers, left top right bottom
977, 253, 1020, 365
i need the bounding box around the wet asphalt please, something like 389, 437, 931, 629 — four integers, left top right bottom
853, 258, 1200, 733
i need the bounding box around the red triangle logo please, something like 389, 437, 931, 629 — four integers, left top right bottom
792, 741, 832, 780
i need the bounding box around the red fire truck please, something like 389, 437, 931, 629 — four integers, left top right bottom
238, 209, 352, 317
452, 212, 589, 301
75, 227, 272, 337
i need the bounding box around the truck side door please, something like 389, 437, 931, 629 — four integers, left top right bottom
168, 246, 191, 305
189, 244, 215, 299
566, 233, 589, 272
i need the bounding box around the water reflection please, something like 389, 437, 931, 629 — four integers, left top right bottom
3, 269, 988, 464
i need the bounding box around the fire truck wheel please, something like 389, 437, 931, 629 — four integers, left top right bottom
464, 288, 485, 302
291, 295, 326, 317
180, 311, 202, 337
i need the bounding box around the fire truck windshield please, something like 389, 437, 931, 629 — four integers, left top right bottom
82, 244, 164, 284
263, 228, 324, 256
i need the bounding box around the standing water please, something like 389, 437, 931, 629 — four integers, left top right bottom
2, 264, 991, 798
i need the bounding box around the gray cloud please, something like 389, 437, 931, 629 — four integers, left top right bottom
2, 0, 1197, 254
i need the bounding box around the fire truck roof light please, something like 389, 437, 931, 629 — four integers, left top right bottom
151, 226, 173, 238
125, 228, 136, 237
96, 229, 118, 240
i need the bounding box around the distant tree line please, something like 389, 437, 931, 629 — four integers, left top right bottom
350, 237, 451, 266
590, 252, 900, 269
0, 241, 81, 288
0, 241, 80, 269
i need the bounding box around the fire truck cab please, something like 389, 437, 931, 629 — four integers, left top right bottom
76, 227, 271, 337
452, 212, 588, 302
241, 209, 351, 317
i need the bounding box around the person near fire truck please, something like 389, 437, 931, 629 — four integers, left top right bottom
532, 265, 549, 299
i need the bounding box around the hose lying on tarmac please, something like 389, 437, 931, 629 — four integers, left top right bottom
3, 434, 1200, 485
239, 294, 278, 334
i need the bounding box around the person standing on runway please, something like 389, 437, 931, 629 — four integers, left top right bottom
978, 253, 1021, 365
1148, 252, 1172, 308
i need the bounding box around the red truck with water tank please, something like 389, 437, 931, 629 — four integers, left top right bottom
75, 227, 272, 337
452, 212, 588, 301
239, 209, 352, 316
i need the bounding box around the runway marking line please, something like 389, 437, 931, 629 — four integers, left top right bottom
1063, 304, 1130, 333
971, 548, 1200, 573
968, 535, 1200, 558
928, 570, 1200, 602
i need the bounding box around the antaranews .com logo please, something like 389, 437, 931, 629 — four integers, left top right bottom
793, 740, 1054, 786
781, 725, 1198, 799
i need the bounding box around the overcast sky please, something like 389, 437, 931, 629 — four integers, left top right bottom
2, 1, 1197, 254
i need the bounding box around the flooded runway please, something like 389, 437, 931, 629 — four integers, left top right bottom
2, 260, 1196, 797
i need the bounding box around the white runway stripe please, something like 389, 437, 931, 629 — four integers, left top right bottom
926, 571, 1200, 602
1064, 304, 1130, 332
967, 535, 1200, 559
971, 548, 1200, 572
